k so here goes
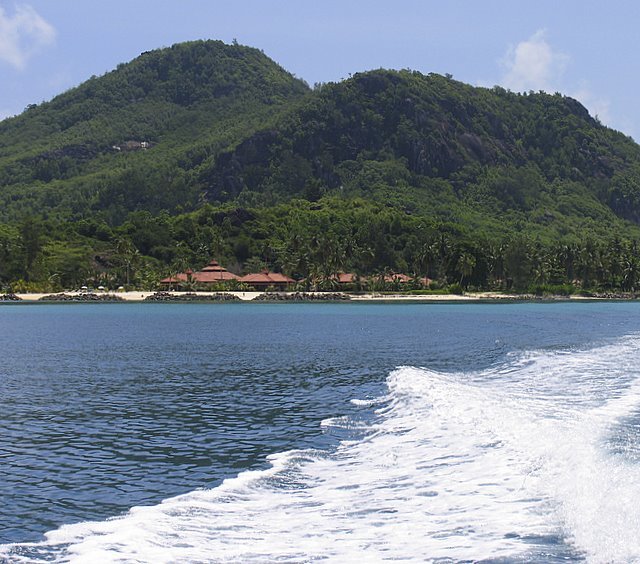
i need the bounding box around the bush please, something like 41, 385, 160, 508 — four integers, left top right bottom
405, 288, 455, 295
447, 282, 463, 295
528, 283, 575, 296
10, 279, 52, 293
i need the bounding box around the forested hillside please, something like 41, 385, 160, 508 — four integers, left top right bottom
2, 40, 640, 293
0, 40, 310, 223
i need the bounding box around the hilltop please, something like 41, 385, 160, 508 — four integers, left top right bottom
2, 40, 640, 293
0, 40, 310, 222
204, 69, 640, 238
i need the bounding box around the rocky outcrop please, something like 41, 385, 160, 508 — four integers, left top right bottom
253, 292, 351, 301
0, 293, 21, 301
38, 293, 124, 302
144, 292, 240, 301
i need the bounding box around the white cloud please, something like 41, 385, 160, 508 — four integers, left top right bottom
488, 30, 630, 136
500, 29, 568, 93
0, 4, 55, 70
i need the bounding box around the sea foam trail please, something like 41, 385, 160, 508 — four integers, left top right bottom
4, 337, 640, 563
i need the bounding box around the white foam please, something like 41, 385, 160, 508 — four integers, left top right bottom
5, 337, 640, 563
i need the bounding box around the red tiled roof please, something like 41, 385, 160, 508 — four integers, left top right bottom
335, 272, 357, 283
200, 260, 227, 273
239, 270, 295, 284
192, 271, 239, 282
160, 260, 238, 284
194, 260, 239, 280
383, 273, 412, 283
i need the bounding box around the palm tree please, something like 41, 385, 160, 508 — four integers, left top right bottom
456, 252, 476, 288
576, 240, 596, 289
114, 237, 140, 287
621, 257, 638, 291
417, 240, 437, 279
485, 241, 506, 289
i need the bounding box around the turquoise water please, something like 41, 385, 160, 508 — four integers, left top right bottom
2, 302, 640, 561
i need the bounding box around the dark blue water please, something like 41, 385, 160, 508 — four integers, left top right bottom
2, 301, 640, 561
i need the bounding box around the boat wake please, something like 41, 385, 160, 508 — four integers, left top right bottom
4, 336, 640, 562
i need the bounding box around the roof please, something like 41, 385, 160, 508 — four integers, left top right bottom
239, 270, 296, 284
383, 273, 412, 283
192, 271, 239, 282
200, 260, 227, 273
160, 260, 239, 284
335, 272, 357, 283
194, 260, 239, 280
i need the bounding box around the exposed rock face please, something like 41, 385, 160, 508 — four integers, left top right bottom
0, 293, 21, 301
207, 130, 280, 199
37, 143, 100, 161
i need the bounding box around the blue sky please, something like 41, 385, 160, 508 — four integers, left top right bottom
1, 1, 639, 138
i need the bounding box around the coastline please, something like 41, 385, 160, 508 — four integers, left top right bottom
3, 290, 623, 303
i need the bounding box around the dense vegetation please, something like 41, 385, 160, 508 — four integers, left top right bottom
0, 40, 309, 223
2, 40, 640, 293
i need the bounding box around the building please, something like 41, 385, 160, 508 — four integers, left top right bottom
335, 272, 358, 285
160, 260, 239, 288
192, 260, 240, 283
383, 273, 412, 284
239, 270, 296, 291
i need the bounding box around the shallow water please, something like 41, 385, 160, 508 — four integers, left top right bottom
1, 302, 640, 561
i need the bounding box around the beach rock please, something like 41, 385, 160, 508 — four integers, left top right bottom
144, 292, 240, 301
0, 293, 21, 301
253, 292, 351, 301
38, 293, 124, 302
589, 291, 640, 300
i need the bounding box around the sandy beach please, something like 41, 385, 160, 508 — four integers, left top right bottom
14, 291, 262, 302
7, 290, 604, 303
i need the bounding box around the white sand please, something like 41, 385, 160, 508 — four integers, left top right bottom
12, 290, 598, 303
15, 291, 263, 302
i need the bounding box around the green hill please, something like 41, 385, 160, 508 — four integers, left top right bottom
204, 70, 640, 240
2, 41, 640, 293
0, 40, 310, 222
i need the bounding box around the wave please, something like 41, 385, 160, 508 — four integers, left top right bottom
4, 337, 640, 563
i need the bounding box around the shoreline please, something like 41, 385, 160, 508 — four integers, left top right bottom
1, 290, 631, 303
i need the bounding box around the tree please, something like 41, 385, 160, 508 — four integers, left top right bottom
43, 242, 92, 289
456, 252, 476, 288
504, 236, 532, 291
113, 237, 140, 287
19, 216, 44, 282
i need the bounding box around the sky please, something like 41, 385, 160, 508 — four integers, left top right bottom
1, 0, 639, 139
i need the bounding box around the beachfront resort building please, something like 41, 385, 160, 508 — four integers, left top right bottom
160, 260, 239, 288
160, 261, 295, 291
159, 260, 429, 292
238, 270, 296, 291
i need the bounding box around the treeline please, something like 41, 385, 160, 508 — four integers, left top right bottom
2, 197, 640, 294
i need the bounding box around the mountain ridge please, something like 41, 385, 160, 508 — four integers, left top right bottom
2, 40, 640, 292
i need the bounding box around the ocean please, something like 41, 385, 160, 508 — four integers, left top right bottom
1, 301, 640, 562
